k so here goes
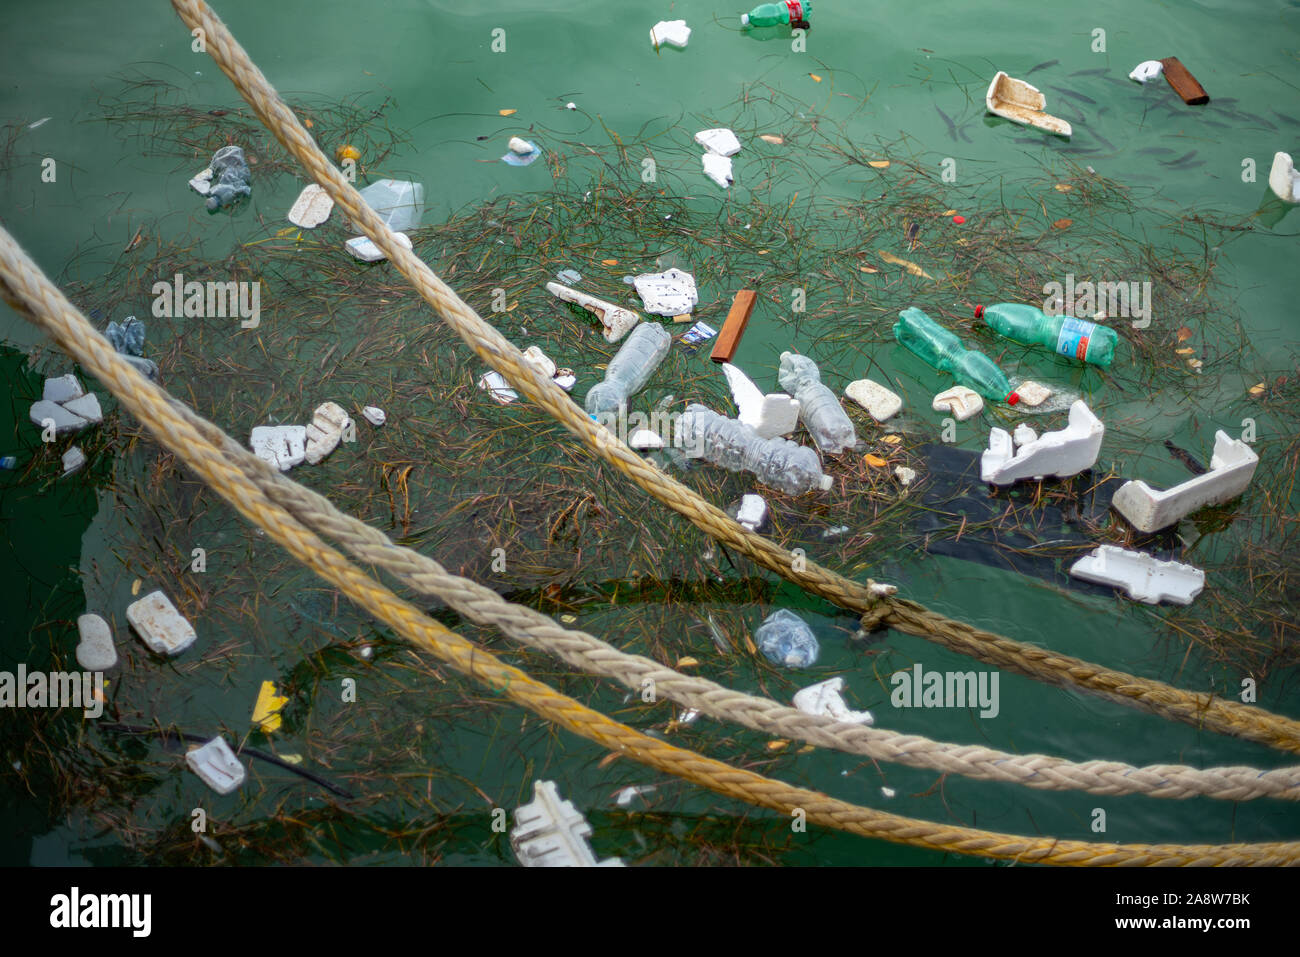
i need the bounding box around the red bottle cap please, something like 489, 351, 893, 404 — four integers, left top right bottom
952, 215, 966, 224
974, 305, 985, 319
1006, 392, 1020, 405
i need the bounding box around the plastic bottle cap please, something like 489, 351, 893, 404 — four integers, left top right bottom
1006, 392, 1020, 405
741, 13, 750, 26
974, 305, 985, 319
952, 215, 966, 224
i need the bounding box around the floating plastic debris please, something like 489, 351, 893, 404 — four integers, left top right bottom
585, 322, 672, 416
250, 424, 307, 471
779, 352, 857, 454
792, 676, 874, 724
61, 393, 102, 425
845, 378, 902, 422
304, 401, 352, 465
545, 281, 640, 343
105, 316, 146, 356
555, 268, 582, 285
649, 19, 691, 49
29, 400, 88, 436
1014, 380, 1053, 407
985, 71, 1072, 136
205, 145, 252, 211
1069, 545, 1205, 605
357, 179, 424, 231
629, 429, 665, 450
521, 345, 557, 379
361, 406, 386, 426
61, 446, 87, 476
722, 362, 800, 439
1269, 151, 1300, 204
188, 167, 213, 196
1129, 60, 1164, 83
478, 371, 518, 404
735, 493, 768, 531
702, 152, 734, 189
502, 137, 543, 166
288, 183, 334, 228
185, 737, 245, 795
1110, 431, 1259, 532
694, 128, 742, 157
511, 779, 624, 867
754, 609, 820, 669
126, 590, 198, 656
251, 680, 289, 733
932, 386, 984, 421
345, 231, 412, 263
680, 320, 718, 346
42, 374, 83, 404
980, 400, 1104, 485
894, 465, 917, 486
633, 267, 698, 316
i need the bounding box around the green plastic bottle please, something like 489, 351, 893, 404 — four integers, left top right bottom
894, 307, 1019, 404
741, 1, 812, 28
976, 303, 1118, 368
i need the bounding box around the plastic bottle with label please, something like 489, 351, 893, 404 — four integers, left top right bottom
741, 1, 812, 28
675, 404, 833, 495
976, 303, 1118, 368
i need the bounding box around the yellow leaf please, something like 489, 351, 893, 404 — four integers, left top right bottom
560, 614, 576, 623
797, 744, 816, 754
499, 108, 516, 116
252, 680, 290, 733
1248, 382, 1266, 396
864, 454, 889, 467
601, 258, 618, 265
131, 578, 141, 596
809, 73, 822, 82
767, 739, 789, 751
743, 632, 757, 655
868, 160, 890, 169
878, 250, 933, 280
1175, 347, 1195, 355
275, 226, 296, 238
506, 301, 519, 311
279, 754, 303, 765
858, 265, 878, 273
759, 134, 784, 145
1052, 218, 1073, 229
1054, 183, 1072, 192
758, 249, 769, 255
881, 434, 902, 445
675, 656, 700, 668
942, 209, 957, 216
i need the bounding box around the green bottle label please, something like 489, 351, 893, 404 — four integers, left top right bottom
1055, 317, 1096, 360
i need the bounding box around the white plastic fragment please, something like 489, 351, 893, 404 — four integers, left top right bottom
629, 428, 665, 450
287, 183, 334, 228
304, 401, 352, 465
649, 19, 691, 49
545, 281, 640, 342
1014, 380, 1053, 407
632, 268, 698, 316
985, 71, 1072, 137
478, 370, 518, 404
980, 400, 1104, 484
126, 590, 198, 656
345, 231, 412, 262
508, 136, 535, 155
76, 614, 117, 671
701, 152, 734, 189
932, 386, 983, 421
361, 406, 387, 426
881, 787, 896, 799
185, 736, 245, 795
694, 128, 742, 157
250, 425, 307, 471
1012, 423, 1038, 447
188, 167, 213, 195
43, 374, 84, 403
736, 493, 768, 531
356, 179, 425, 232
615, 784, 657, 807
511, 779, 624, 867
61, 446, 86, 476
565, 102, 577, 110
1129, 60, 1164, 83
522, 345, 557, 379
553, 369, 577, 391
1069, 545, 1205, 605
555, 268, 582, 285
29, 400, 88, 436
60, 393, 102, 424
845, 378, 902, 422
894, 465, 917, 486
1110, 431, 1259, 532
792, 677, 874, 725
1269, 151, 1300, 204
722, 363, 800, 439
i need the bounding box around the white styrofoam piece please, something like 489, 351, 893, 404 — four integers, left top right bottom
362, 406, 386, 426
61, 446, 87, 476
345, 231, 412, 262
701, 152, 734, 189
304, 401, 352, 465
1111, 431, 1259, 532
1015, 380, 1053, 407
894, 465, 917, 486
649, 19, 691, 48
722, 362, 801, 439
1269, 151, 1300, 204
1069, 545, 1205, 605
185, 737, 245, 795
1013, 423, 1037, 447
632, 268, 698, 316
43, 374, 84, 403
60, 393, 103, 424
1128, 60, 1164, 83
553, 370, 576, 391
29, 400, 88, 436
188, 168, 213, 195
511, 779, 624, 867
792, 677, 874, 725
736, 493, 767, 531
126, 590, 197, 656
985, 71, 1072, 137
545, 281, 640, 343
615, 784, 657, 807
629, 428, 665, 450
980, 400, 1104, 484
76, 614, 117, 671
288, 183, 334, 228
694, 128, 742, 157
932, 386, 983, 421
478, 370, 518, 403
521, 345, 557, 379
508, 136, 535, 155
845, 378, 902, 422
250, 424, 307, 471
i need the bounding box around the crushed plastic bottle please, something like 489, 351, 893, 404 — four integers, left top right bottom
584, 321, 672, 417
976, 303, 1118, 368
894, 307, 1019, 404
105, 316, 145, 357
675, 404, 833, 495
754, 609, 819, 668
778, 352, 857, 454
205, 145, 252, 211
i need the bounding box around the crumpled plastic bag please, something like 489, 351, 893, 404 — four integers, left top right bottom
105, 315, 146, 356
205, 145, 252, 211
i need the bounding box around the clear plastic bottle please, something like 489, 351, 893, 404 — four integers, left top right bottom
584, 321, 672, 417
754, 609, 819, 668
777, 352, 857, 454
893, 307, 1019, 404
675, 403, 833, 495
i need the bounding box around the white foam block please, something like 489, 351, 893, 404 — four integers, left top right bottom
845, 379, 902, 422
345, 231, 413, 262
694, 128, 742, 157
522, 345, 557, 379
632, 268, 698, 316
76, 614, 117, 671
702, 152, 734, 189
186, 737, 245, 795
304, 401, 352, 465
980, 400, 1104, 484
362, 406, 386, 426
1015, 380, 1053, 407
288, 183, 334, 228
1070, 545, 1205, 605
250, 425, 307, 471
722, 363, 800, 439
650, 19, 691, 49
127, 590, 197, 656
43, 374, 84, 403
1269, 151, 1300, 204
932, 386, 983, 421
1111, 431, 1259, 532
736, 493, 768, 530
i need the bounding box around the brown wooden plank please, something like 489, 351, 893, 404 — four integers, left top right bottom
1160, 57, 1209, 105
710, 289, 757, 363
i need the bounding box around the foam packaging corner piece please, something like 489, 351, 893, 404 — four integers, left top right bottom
980, 399, 1104, 484
1269, 151, 1300, 204
1128, 60, 1164, 83
1110, 430, 1259, 532
694, 128, 742, 157
845, 378, 902, 422
1069, 545, 1205, 605
701, 152, 734, 189
735, 493, 768, 531
250, 424, 307, 471
511, 779, 624, 867
126, 590, 198, 656
304, 401, 352, 465
985, 71, 1072, 136
185, 737, 246, 795
792, 677, 874, 725
649, 19, 691, 49
932, 386, 983, 421
722, 363, 800, 439
288, 183, 334, 228
544, 281, 639, 343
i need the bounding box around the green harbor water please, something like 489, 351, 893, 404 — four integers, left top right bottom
1, 0, 1298, 866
